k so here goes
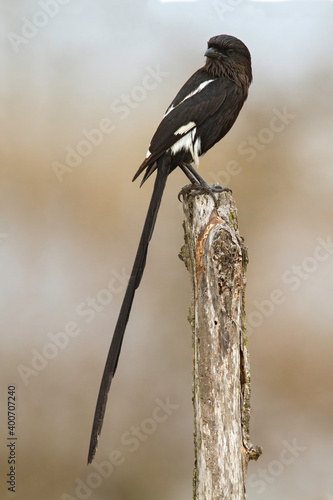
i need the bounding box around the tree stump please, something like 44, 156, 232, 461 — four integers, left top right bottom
179, 190, 262, 500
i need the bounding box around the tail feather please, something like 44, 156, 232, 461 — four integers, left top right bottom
132, 158, 148, 183
88, 155, 171, 464
132, 152, 161, 185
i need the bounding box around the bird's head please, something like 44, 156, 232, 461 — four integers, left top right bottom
204, 34, 252, 88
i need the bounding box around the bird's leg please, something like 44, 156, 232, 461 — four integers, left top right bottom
177, 164, 198, 202
179, 163, 198, 184
178, 163, 232, 206
182, 162, 232, 192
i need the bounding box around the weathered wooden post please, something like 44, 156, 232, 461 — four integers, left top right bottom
180, 190, 262, 500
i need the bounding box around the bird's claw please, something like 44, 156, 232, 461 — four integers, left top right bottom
178, 183, 232, 207
178, 184, 195, 202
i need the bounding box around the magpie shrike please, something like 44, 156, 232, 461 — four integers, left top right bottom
88, 34, 252, 463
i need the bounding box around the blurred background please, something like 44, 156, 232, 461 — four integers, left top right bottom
1, 0, 333, 499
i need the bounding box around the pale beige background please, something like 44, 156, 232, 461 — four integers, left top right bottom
1, 1, 333, 499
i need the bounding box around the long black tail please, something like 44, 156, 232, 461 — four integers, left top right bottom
88, 155, 171, 463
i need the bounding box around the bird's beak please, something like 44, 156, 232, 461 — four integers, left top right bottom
204, 47, 220, 59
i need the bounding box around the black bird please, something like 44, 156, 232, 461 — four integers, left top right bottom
88, 34, 252, 463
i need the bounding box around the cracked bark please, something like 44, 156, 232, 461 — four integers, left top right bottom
179, 190, 262, 500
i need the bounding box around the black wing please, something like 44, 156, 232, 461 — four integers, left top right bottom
133, 69, 235, 183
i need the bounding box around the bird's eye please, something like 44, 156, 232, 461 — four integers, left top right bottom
227, 48, 234, 55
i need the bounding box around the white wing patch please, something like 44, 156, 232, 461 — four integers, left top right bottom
170, 132, 193, 157
145, 148, 151, 159
181, 79, 215, 104
174, 121, 196, 136
193, 136, 201, 167
163, 79, 215, 118
169, 127, 201, 168
163, 104, 174, 118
